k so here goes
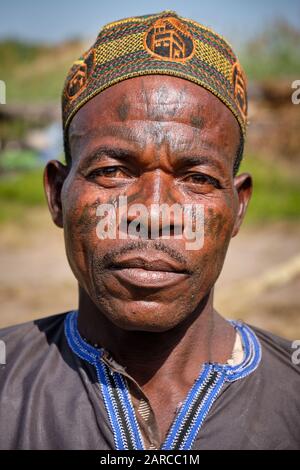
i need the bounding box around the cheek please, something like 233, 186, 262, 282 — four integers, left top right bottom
204, 203, 235, 269
61, 178, 103, 287
187, 201, 235, 287
204, 204, 235, 244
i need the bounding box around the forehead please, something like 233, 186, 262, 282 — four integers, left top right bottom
68, 75, 240, 162
70, 75, 238, 131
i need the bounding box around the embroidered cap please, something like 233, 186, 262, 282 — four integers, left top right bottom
62, 10, 248, 151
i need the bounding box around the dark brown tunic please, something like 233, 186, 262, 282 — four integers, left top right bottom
0, 312, 299, 449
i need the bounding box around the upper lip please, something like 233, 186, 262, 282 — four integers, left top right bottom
107, 255, 189, 274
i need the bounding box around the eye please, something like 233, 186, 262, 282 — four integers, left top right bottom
183, 173, 222, 189
88, 166, 131, 179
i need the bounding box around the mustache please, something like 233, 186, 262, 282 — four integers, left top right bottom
99, 239, 189, 271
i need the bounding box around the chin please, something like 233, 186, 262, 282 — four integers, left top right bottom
99, 299, 188, 333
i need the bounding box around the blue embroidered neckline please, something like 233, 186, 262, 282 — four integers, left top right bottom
64, 310, 261, 450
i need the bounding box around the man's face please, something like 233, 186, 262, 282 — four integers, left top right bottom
46, 75, 251, 332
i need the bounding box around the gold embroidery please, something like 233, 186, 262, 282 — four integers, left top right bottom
232, 61, 247, 119
144, 17, 195, 62
66, 49, 95, 101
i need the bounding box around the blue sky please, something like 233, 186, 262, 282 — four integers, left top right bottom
1, 0, 300, 47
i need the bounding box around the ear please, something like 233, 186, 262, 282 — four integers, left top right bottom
43, 160, 69, 228
232, 172, 252, 238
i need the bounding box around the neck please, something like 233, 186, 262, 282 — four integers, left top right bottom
77, 287, 235, 387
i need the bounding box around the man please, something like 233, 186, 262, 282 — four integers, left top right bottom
0, 11, 299, 450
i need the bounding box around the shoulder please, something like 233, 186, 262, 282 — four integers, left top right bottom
0, 312, 68, 369
250, 323, 300, 375
0, 312, 87, 449
0, 312, 67, 343
246, 323, 300, 406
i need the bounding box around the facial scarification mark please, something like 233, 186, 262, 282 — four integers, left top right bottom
76, 199, 102, 235
153, 122, 166, 154
205, 208, 227, 240
124, 193, 138, 206
150, 84, 188, 120
140, 79, 150, 117
205, 208, 214, 236
213, 213, 225, 240
223, 191, 233, 210
171, 86, 188, 118
190, 115, 204, 130
107, 196, 119, 208
117, 99, 130, 122
154, 84, 170, 111
140, 79, 188, 121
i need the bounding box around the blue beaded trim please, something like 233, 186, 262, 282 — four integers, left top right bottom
64, 311, 261, 450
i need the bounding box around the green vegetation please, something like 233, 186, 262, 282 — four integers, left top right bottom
0, 168, 45, 223
241, 21, 300, 80
240, 155, 300, 222
0, 39, 83, 103
0, 149, 39, 171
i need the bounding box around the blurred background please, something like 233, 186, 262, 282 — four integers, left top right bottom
0, 0, 299, 338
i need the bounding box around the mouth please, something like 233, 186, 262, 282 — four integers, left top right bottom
106, 255, 191, 289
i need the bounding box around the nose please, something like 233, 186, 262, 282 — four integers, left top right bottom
123, 170, 184, 239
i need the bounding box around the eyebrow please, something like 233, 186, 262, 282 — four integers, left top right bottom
80, 146, 227, 175
80, 145, 135, 169
177, 155, 226, 174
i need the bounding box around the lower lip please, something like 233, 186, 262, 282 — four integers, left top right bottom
110, 268, 189, 288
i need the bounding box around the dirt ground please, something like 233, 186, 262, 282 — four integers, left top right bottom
0, 207, 299, 340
